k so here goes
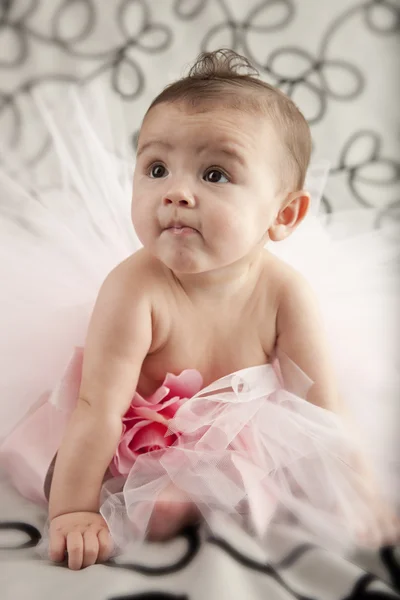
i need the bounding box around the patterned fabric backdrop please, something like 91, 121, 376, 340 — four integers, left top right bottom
0, 1, 400, 599
0, 0, 399, 222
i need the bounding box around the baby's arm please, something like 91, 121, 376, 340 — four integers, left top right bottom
275, 270, 339, 411
49, 262, 152, 568
275, 270, 399, 544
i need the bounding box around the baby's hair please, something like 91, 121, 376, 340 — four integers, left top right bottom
146, 49, 312, 192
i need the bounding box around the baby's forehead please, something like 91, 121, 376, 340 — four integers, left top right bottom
144, 98, 261, 124
139, 101, 277, 151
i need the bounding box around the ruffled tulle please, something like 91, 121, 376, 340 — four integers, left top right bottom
100, 355, 374, 553
2, 345, 392, 554
0, 90, 399, 555
272, 214, 400, 497
0, 90, 140, 442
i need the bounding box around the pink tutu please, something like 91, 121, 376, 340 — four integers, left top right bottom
0, 344, 392, 553
0, 91, 399, 554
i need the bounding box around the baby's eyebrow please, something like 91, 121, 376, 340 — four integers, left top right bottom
197, 144, 247, 167
136, 140, 173, 157
137, 139, 246, 167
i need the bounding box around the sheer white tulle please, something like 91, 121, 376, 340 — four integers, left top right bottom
0, 90, 399, 555
98, 358, 380, 552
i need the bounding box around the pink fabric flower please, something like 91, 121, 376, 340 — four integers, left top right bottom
110, 370, 203, 477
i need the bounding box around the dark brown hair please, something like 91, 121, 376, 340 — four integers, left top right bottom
145, 49, 312, 191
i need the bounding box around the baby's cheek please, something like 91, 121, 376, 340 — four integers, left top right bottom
132, 218, 153, 250
210, 211, 253, 255
208, 216, 237, 249
214, 204, 242, 232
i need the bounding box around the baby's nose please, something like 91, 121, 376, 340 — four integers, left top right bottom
162, 189, 195, 208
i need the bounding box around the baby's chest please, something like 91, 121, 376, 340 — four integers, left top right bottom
139, 301, 277, 392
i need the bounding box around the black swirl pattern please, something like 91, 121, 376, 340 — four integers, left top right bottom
0, 0, 398, 219
0, 0, 398, 218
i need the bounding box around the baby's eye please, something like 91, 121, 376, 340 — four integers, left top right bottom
149, 164, 168, 178
203, 169, 229, 184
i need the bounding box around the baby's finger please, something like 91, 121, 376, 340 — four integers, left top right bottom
97, 528, 113, 563
82, 531, 99, 568
66, 532, 84, 570
49, 531, 66, 563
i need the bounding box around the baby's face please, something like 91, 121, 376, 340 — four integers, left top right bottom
132, 102, 284, 274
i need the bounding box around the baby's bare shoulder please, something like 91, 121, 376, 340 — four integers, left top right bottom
91, 251, 167, 330
262, 251, 313, 305
101, 251, 174, 355
106, 249, 166, 294
262, 251, 302, 285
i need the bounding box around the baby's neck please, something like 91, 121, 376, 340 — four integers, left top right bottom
171, 250, 268, 304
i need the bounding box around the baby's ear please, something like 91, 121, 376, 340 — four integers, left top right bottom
268, 190, 310, 242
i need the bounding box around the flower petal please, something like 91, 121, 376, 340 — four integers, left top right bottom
130, 422, 169, 453
134, 407, 169, 425
121, 370, 203, 428
112, 419, 152, 476
122, 389, 168, 421
129, 385, 171, 410
110, 451, 136, 477
164, 370, 203, 399
145, 385, 171, 406
160, 398, 185, 419
121, 418, 148, 440
129, 390, 156, 408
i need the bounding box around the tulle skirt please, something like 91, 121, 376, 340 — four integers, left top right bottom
0, 90, 399, 554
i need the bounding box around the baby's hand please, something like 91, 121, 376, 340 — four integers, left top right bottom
49, 512, 112, 570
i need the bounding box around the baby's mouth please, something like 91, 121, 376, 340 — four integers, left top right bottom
163, 219, 199, 235
166, 225, 198, 236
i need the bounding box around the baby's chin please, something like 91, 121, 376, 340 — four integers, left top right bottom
156, 252, 210, 275
151, 239, 261, 277
149, 244, 215, 275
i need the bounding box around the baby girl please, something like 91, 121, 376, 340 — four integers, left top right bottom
6, 49, 396, 569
